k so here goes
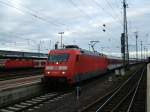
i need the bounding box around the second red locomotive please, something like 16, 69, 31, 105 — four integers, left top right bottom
0, 50, 47, 69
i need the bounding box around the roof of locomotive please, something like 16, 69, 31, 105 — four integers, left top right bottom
49, 48, 80, 54
48, 45, 106, 57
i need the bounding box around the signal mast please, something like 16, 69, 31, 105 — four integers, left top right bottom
121, 0, 129, 70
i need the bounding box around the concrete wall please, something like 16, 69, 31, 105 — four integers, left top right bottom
0, 82, 44, 108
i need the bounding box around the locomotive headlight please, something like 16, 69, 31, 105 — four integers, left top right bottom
59, 66, 68, 70
47, 71, 50, 74
62, 71, 66, 74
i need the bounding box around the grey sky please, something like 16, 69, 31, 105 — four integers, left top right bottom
0, 0, 149, 58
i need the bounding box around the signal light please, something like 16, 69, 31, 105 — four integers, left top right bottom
121, 33, 125, 53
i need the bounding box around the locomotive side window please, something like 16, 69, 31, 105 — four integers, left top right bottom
48, 53, 69, 62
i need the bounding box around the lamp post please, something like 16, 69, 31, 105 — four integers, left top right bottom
88, 44, 91, 51
147, 45, 150, 58
38, 41, 42, 57
144, 46, 146, 59
134, 32, 138, 61
140, 41, 143, 60
58, 32, 64, 48
55, 41, 59, 49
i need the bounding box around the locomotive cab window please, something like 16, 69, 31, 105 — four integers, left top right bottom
48, 53, 69, 62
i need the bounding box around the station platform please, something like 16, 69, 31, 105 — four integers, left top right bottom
0, 75, 43, 108
147, 64, 150, 112
0, 75, 42, 90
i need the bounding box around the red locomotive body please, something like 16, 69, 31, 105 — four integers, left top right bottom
5, 59, 33, 68
0, 57, 47, 69
0, 50, 47, 69
43, 46, 113, 84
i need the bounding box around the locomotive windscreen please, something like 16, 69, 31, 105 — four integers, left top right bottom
48, 53, 69, 62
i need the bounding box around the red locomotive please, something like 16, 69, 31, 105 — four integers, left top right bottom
0, 50, 47, 69
43, 45, 123, 84
0, 57, 46, 69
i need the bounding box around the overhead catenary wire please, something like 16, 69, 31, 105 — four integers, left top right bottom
68, 0, 120, 38
68, 0, 93, 20
7, 0, 68, 27
0, 0, 127, 54
0, 42, 48, 52
0, 38, 49, 53
0, 31, 38, 44
92, 0, 122, 27
68, 0, 107, 27
114, 0, 123, 20
0, 31, 50, 51
104, 0, 122, 24
0, 0, 69, 29
67, 0, 122, 54
0, 0, 71, 51
1, 0, 122, 38
114, 0, 121, 9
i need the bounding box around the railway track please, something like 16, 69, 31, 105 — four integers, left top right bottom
0, 91, 71, 112
0, 68, 44, 81
126, 67, 146, 112
0, 64, 145, 112
81, 65, 146, 112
